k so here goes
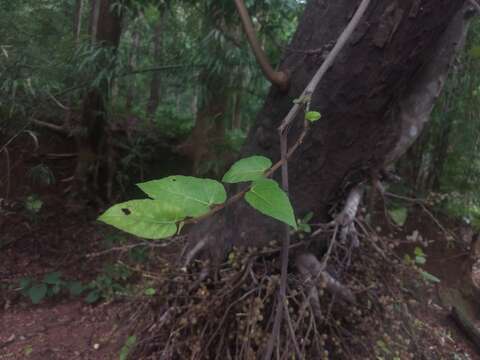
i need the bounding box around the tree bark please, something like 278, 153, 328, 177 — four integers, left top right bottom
76, 0, 123, 199
193, 0, 470, 261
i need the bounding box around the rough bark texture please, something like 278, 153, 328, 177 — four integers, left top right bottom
193, 0, 467, 261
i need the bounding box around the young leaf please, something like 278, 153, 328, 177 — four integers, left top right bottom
137, 176, 226, 217
222, 156, 272, 183
98, 200, 185, 240
28, 284, 47, 304
305, 111, 321, 122
119, 336, 137, 360
245, 179, 297, 229
43, 272, 62, 285
144, 288, 156, 296
420, 270, 441, 284
389, 207, 408, 226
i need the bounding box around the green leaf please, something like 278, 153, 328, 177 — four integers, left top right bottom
389, 207, 408, 226
222, 156, 272, 183
305, 111, 321, 122
43, 272, 62, 285
137, 176, 226, 217
85, 290, 101, 304
28, 284, 47, 304
119, 335, 137, 360
415, 256, 426, 265
144, 288, 156, 296
469, 46, 480, 59
19, 277, 32, 290
98, 200, 185, 240
24, 345, 33, 356
67, 281, 85, 296
245, 179, 297, 229
25, 195, 43, 213
414, 246, 425, 258
420, 270, 441, 284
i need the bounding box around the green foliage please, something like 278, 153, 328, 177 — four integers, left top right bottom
85, 263, 133, 303
18, 272, 85, 304
295, 212, 313, 238
404, 247, 441, 284
99, 155, 297, 240
245, 179, 297, 230
305, 111, 321, 122
98, 200, 185, 239
144, 288, 156, 296
24, 194, 43, 214
138, 176, 227, 216
119, 335, 137, 360
222, 155, 272, 183
388, 207, 408, 226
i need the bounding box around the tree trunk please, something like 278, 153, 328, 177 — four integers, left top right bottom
88, 0, 100, 42
232, 91, 242, 129
193, 0, 471, 261
74, 0, 84, 45
75, 0, 123, 200
125, 29, 140, 112
146, 9, 167, 119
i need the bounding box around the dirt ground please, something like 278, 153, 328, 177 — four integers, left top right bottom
1, 131, 480, 359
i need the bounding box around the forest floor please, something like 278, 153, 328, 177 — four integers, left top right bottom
1, 133, 480, 359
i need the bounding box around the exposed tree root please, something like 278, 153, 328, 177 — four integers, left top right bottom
121, 223, 458, 359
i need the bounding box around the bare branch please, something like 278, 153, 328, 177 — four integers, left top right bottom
31, 118, 68, 134
279, 0, 371, 133
234, 0, 289, 91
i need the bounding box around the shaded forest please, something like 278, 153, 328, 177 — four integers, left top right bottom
2, 0, 480, 359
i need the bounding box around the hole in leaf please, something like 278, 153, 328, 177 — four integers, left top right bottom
122, 208, 131, 215
171, 178, 177, 182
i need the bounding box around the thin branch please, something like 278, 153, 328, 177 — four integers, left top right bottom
234, 0, 289, 91
85, 237, 181, 259
279, 0, 371, 133
31, 118, 68, 134
47, 92, 70, 111
264, 117, 292, 360
283, 301, 303, 359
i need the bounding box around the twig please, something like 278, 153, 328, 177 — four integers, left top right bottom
279, 0, 371, 133
283, 301, 303, 360
31, 118, 67, 134
264, 115, 293, 360
234, 0, 289, 91
85, 238, 180, 258
47, 92, 70, 111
